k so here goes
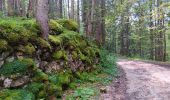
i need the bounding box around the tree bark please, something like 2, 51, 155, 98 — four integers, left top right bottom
36, 0, 49, 39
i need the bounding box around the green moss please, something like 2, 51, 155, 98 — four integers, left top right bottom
36, 37, 51, 49
58, 73, 71, 84
59, 30, 78, 41
25, 82, 44, 94
52, 50, 68, 60
49, 20, 64, 34
33, 69, 48, 82
0, 20, 37, 43
0, 39, 8, 51
49, 35, 62, 45
24, 43, 36, 55
72, 51, 78, 59
57, 19, 78, 31
0, 58, 35, 76
0, 89, 35, 100
48, 83, 62, 96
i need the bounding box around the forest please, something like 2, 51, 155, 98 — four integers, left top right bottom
0, 0, 170, 100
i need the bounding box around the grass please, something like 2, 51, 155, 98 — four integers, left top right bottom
63, 49, 118, 99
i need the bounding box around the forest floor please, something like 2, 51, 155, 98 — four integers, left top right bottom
111, 59, 170, 100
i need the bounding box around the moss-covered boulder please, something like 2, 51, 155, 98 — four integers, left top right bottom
57, 19, 78, 31
49, 20, 64, 35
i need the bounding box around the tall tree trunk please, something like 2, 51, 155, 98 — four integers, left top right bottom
70, 0, 74, 19
77, 0, 80, 32
149, 0, 154, 60
0, 0, 3, 12
27, 0, 33, 18
36, 0, 49, 39
7, 0, 14, 16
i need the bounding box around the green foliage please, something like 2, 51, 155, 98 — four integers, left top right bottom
99, 49, 117, 76
66, 87, 95, 100
0, 58, 35, 76
0, 89, 35, 100
57, 19, 78, 31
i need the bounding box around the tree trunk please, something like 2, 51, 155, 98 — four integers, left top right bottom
0, 0, 3, 11
7, 0, 14, 16
36, 0, 49, 39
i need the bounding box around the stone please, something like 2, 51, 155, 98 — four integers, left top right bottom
4, 78, 12, 88
100, 87, 107, 93
0, 52, 10, 61
16, 52, 24, 59
46, 61, 61, 73
39, 61, 48, 70
11, 76, 29, 88
0, 60, 4, 68
5, 56, 15, 62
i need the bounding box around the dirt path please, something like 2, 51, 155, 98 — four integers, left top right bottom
117, 59, 170, 100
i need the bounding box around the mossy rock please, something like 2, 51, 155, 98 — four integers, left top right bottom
0, 89, 35, 100
24, 43, 36, 55
33, 69, 48, 82
59, 30, 79, 42
52, 50, 68, 60
57, 19, 78, 31
0, 39, 8, 52
49, 35, 62, 45
49, 20, 64, 34
0, 58, 35, 76
36, 37, 51, 49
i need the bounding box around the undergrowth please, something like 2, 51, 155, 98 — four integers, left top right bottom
65, 49, 118, 100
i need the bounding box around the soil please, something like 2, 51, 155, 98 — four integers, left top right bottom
100, 59, 170, 100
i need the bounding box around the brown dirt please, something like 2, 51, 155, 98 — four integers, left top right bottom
116, 59, 170, 100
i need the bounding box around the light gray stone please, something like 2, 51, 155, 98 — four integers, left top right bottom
6, 56, 15, 62
0, 60, 4, 68
4, 78, 12, 88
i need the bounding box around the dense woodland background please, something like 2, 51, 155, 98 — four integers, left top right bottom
0, 0, 170, 61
